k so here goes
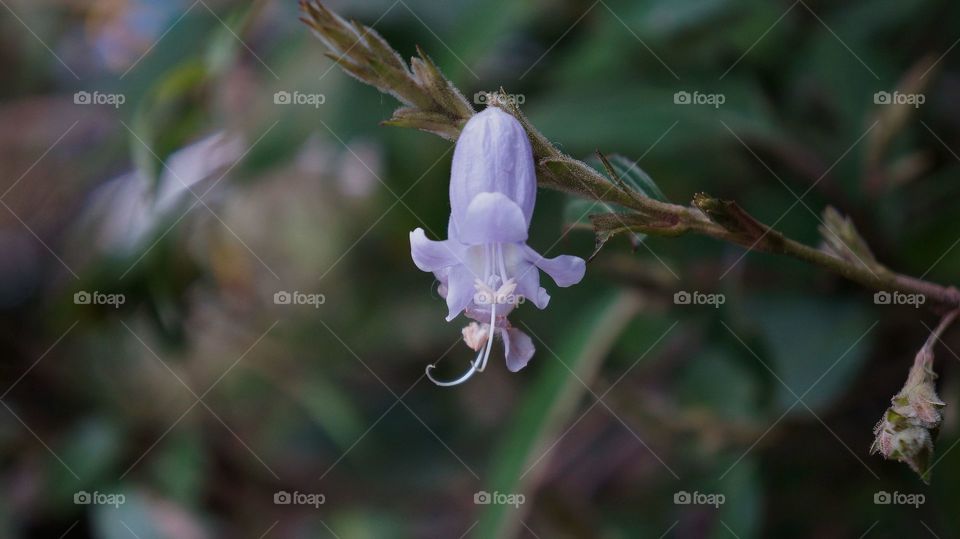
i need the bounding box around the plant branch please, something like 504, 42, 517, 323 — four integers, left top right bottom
299, 1, 960, 310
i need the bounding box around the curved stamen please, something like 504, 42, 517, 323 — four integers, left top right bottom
427, 295, 498, 386
427, 242, 508, 387
476, 300, 496, 372
426, 359, 481, 386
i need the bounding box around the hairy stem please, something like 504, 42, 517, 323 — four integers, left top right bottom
300, 1, 960, 310
757, 235, 960, 308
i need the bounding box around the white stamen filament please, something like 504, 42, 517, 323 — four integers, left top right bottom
476, 297, 496, 372
426, 241, 509, 387
497, 243, 508, 285
426, 300, 496, 386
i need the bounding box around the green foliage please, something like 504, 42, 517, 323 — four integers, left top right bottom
4, 0, 960, 537
477, 292, 642, 539
742, 296, 873, 412
566, 153, 670, 257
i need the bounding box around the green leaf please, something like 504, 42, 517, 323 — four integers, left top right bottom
475, 292, 644, 539
204, 9, 247, 76
149, 427, 206, 506
565, 154, 670, 257
712, 456, 762, 539
677, 348, 762, 424
290, 372, 367, 452
48, 419, 124, 508
526, 81, 777, 159
743, 296, 874, 413
129, 60, 210, 191
592, 153, 668, 203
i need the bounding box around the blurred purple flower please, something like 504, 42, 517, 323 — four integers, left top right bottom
410, 107, 586, 386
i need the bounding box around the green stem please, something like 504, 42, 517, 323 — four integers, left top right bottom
674, 207, 960, 308
300, 1, 960, 311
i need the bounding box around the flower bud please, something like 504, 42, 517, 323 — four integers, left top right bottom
871, 340, 945, 482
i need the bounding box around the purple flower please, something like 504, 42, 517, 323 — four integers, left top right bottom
410, 107, 586, 386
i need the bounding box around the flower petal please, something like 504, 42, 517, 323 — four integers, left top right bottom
410, 228, 465, 272
522, 246, 586, 287
513, 261, 551, 309
444, 264, 475, 321
459, 192, 529, 245
450, 107, 537, 226
434, 267, 449, 298
502, 327, 535, 372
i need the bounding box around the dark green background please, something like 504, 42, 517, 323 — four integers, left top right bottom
1, 0, 959, 537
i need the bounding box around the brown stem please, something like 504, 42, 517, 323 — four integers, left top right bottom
300, 1, 960, 311
925, 308, 960, 349
669, 206, 960, 309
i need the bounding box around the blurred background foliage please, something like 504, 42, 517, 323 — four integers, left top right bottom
2, 0, 960, 537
